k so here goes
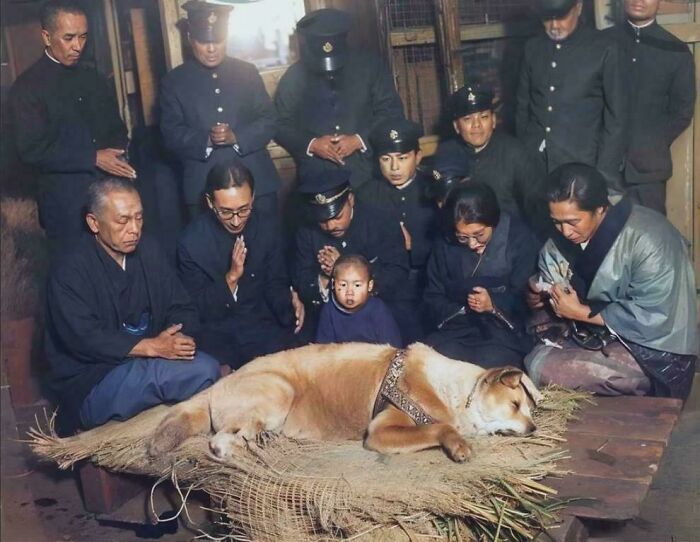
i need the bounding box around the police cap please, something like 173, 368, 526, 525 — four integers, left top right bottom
296, 8, 351, 73
450, 84, 494, 119
183, 1, 233, 43
298, 164, 353, 222
536, 0, 578, 19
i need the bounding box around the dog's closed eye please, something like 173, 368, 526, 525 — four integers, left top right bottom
511, 401, 521, 410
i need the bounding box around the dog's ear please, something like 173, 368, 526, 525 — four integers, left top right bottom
520, 373, 544, 405
498, 367, 523, 389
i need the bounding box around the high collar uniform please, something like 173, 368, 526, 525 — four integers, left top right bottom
516, 25, 627, 193
160, 57, 280, 205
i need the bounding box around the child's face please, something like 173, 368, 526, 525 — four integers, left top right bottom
333, 264, 373, 312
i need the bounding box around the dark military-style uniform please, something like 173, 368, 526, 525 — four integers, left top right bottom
177, 209, 298, 368
274, 9, 404, 188
160, 2, 279, 213
516, 24, 627, 193
604, 21, 695, 214
8, 52, 128, 242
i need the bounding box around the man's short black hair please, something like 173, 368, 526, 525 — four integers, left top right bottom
545, 163, 609, 212
41, 0, 86, 31
86, 177, 138, 217
204, 161, 255, 198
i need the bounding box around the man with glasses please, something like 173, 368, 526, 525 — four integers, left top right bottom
160, 1, 280, 220
516, 0, 627, 197
177, 161, 304, 368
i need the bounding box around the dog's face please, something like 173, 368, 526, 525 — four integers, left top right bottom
463, 367, 542, 436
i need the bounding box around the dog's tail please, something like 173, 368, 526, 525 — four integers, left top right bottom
147, 390, 212, 457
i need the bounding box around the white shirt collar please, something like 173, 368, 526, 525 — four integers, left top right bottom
396, 175, 416, 191
627, 19, 655, 30
44, 48, 61, 64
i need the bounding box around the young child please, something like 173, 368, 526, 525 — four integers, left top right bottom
315, 254, 402, 347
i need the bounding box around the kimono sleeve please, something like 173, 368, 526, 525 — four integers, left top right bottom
293, 225, 324, 306
263, 228, 296, 327
423, 240, 464, 328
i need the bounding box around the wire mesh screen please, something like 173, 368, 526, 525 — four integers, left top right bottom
458, 0, 533, 24
388, 0, 435, 28
393, 44, 444, 135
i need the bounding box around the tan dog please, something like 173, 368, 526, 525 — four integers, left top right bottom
149, 342, 543, 462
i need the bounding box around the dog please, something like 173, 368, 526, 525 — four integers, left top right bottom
148, 342, 543, 462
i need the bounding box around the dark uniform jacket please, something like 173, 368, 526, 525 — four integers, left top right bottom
356, 170, 437, 270
177, 210, 296, 352
45, 235, 198, 433
433, 131, 541, 218
160, 57, 280, 204
604, 22, 695, 185
516, 25, 627, 192
293, 201, 410, 309
424, 213, 538, 359
274, 51, 404, 188
8, 53, 128, 239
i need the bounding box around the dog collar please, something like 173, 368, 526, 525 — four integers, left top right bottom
464, 375, 483, 409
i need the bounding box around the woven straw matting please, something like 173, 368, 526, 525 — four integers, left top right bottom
29, 387, 590, 541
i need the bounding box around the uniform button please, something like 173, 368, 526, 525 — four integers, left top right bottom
341, 241, 347, 248
250, 273, 255, 278
556, 43, 561, 50
215, 88, 221, 94
401, 212, 406, 218
632, 58, 637, 62
547, 105, 553, 112
78, 97, 83, 101
225, 303, 230, 308
549, 85, 555, 92
212, 73, 218, 79
551, 61, 557, 68
635, 39, 640, 43
545, 126, 551, 133
217, 106, 223, 113
401, 196, 405, 201
92, 138, 96, 143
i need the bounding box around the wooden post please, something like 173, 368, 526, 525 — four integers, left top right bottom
102, 0, 131, 134
130, 8, 157, 127
433, 0, 464, 94
158, 0, 185, 71
374, 0, 394, 75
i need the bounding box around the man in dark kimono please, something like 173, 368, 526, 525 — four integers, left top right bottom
516, 0, 627, 195
434, 85, 545, 232
8, 0, 135, 245
160, 1, 280, 219
603, 0, 695, 215
45, 178, 219, 436
357, 118, 436, 338
293, 166, 414, 343
177, 162, 304, 368
274, 8, 404, 189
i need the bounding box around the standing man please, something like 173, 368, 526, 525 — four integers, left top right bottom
604, 0, 695, 215
435, 84, 543, 225
160, 1, 280, 219
516, 0, 627, 195
8, 0, 135, 245
45, 178, 219, 436
275, 8, 404, 189
177, 162, 304, 369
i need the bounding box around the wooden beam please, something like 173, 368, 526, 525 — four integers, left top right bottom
102, 0, 131, 134
158, 0, 185, 71
664, 22, 700, 42
433, 0, 463, 93
130, 8, 157, 127
390, 21, 538, 48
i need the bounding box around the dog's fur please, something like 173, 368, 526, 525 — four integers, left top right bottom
148, 343, 543, 462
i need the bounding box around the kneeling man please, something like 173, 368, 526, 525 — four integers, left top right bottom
46, 178, 219, 435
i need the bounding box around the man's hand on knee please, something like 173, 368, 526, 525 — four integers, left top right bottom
130, 323, 197, 360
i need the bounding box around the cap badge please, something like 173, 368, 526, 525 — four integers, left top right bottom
322, 41, 334, 53
315, 193, 329, 204
432, 170, 442, 180
207, 12, 218, 24
467, 91, 476, 103
389, 129, 399, 140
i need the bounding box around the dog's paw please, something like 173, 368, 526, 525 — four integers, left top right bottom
443, 434, 472, 463
209, 432, 246, 460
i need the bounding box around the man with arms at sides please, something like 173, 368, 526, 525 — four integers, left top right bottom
516, 0, 627, 197
525, 164, 696, 400
160, 1, 280, 219
45, 178, 219, 436
435, 84, 546, 236
293, 165, 413, 343
604, 0, 695, 215
8, 0, 136, 246
357, 118, 437, 340
275, 8, 404, 190
177, 162, 305, 369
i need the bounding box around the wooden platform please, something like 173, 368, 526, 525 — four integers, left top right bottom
543, 396, 683, 541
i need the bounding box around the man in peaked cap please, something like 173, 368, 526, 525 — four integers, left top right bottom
293, 163, 412, 342
275, 8, 404, 189
516, 0, 627, 196
160, 0, 281, 220
434, 84, 545, 236
603, 0, 695, 215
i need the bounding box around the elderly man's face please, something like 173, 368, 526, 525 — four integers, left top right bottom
319, 194, 355, 238
542, 2, 582, 41
624, 0, 660, 24
453, 109, 496, 149
86, 190, 144, 262
189, 37, 226, 68
549, 199, 606, 245
207, 184, 254, 236
42, 10, 88, 67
